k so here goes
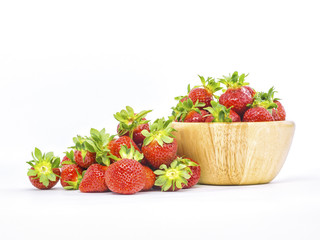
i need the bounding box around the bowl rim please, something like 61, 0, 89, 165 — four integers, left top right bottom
171, 120, 295, 126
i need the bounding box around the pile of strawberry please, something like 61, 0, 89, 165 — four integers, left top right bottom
27, 71, 286, 194
172, 71, 285, 122
27, 107, 201, 194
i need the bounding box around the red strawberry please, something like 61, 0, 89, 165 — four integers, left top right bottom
243, 107, 274, 122
79, 164, 108, 193
108, 136, 141, 159
272, 101, 286, 121
60, 164, 83, 190
230, 110, 241, 122
71, 135, 97, 169
154, 160, 191, 191
243, 86, 256, 97
243, 87, 281, 122
172, 98, 205, 122
74, 150, 96, 169
188, 76, 222, 108
178, 158, 201, 189
105, 159, 146, 194
219, 71, 254, 116
114, 106, 152, 146
27, 148, 61, 190
83, 128, 115, 166
142, 166, 156, 191
61, 150, 81, 170
141, 118, 177, 169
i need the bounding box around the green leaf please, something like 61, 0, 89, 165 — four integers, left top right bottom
27, 169, 37, 177
34, 148, 42, 160
52, 157, 60, 169
161, 135, 173, 144
48, 173, 56, 181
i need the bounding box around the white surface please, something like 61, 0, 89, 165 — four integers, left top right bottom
1, 1, 320, 239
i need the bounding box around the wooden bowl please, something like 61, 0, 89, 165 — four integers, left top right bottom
171, 121, 295, 185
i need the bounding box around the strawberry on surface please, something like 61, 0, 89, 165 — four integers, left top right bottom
188, 75, 223, 108
219, 71, 254, 116
79, 164, 108, 193
60, 164, 83, 190
105, 145, 146, 194
71, 135, 97, 169
108, 136, 141, 159
154, 160, 191, 191
177, 157, 201, 189
141, 118, 177, 169
114, 106, 152, 146
83, 128, 115, 166
142, 166, 156, 191
27, 148, 61, 190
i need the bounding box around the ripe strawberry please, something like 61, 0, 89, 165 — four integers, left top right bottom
142, 166, 156, 191
204, 100, 236, 122
219, 71, 254, 116
60, 164, 83, 190
243, 107, 274, 122
83, 128, 115, 166
141, 118, 177, 169
188, 76, 222, 108
71, 135, 97, 169
154, 160, 191, 191
79, 164, 108, 193
243, 88, 279, 122
108, 136, 141, 159
27, 148, 61, 190
105, 146, 146, 194
273, 101, 286, 121
114, 106, 152, 146
61, 150, 80, 170
172, 98, 205, 122
177, 158, 201, 189
229, 110, 241, 122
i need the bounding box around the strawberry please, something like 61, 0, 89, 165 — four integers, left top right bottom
142, 166, 156, 191
71, 135, 97, 169
79, 164, 108, 193
204, 100, 241, 122
141, 118, 177, 169
154, 160, 191, 191
273, 101, 286, 121
188, 76, 222, 108
27, 148, 61, 190
177, 158, 201, 189
60, 164, 83, 190
172, 98, 205, 122
61, 150, 80, 170
114, 106, 152, 146
105, 145, 146, 194
219, 71, 254, 116
108, 136, 141, 159
243, 88, 278, 122
244, 86, 256, 97
83, 128, 115, 166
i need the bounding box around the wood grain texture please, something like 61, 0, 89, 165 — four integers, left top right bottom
171, 121, 295, 185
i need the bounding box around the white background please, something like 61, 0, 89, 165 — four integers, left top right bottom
1, 1, 320, 239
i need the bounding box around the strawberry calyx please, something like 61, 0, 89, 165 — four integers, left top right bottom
114, 106, 152, 138
154, 160, 191, 191
204, 100, 232, 122
172, 98, 205, 122
247, 87, 278, 114
61, 150, 76, 165
63, 170, 84, 190
195, 75, 223, 98
110, 144, 144, 162
70, 135, 87, 161
141, 118, 176, 147
84, 128, 115, 166
219, 71, 249, 89
26, 148, 61, 187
